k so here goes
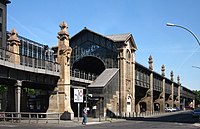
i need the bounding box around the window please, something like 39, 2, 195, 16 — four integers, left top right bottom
126, 49, 131, 61
0, 38, 2, 48
0, 23, 2, 32
0, 8, 2, 17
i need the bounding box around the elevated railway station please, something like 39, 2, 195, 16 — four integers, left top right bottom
0, 0, 195, 120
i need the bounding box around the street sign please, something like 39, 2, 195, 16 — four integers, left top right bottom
74, 89, 83, 103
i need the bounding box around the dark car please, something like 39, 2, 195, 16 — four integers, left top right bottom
192, 108, 200, 117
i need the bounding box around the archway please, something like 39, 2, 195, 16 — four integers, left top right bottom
127, 96, 132, 113
154, 103, 160, 111
140, 102, 147, 112
72, 56, 105, 75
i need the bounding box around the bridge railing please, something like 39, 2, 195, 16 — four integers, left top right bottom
0, 112, 61, 124
71, 69, 97, 81
0, 48, 60, 74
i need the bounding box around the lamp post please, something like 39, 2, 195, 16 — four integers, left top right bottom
166, 23, 200, 46
192, 66, 200, 69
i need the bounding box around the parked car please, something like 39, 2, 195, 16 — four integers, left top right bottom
174, 107, 180, 111
192, 108, 200, 118
165, 107, 176, 112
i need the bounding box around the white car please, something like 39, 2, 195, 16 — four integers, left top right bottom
165, 107, 176, 112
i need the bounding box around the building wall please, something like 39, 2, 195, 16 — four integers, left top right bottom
0, 1, 7, 49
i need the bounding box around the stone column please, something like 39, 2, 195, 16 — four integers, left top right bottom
48, 22, 73, 120
7, 29, 20, 64
130, 48, 136, 114
183, 98, 186, 110
148, 55, 154, 113
160, 65, 166, 112
15, 80, 22, 113
57, 22, 73, 119
170, 71, 174, 108
175, 75, 181, 108
192, 99, 195, 109
117, 48, 126, 117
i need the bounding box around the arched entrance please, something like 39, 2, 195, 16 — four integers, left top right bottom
127, 96, 132, 113
72, 56, 105, 75
140, 102, 147, 112
154, 103, 160, 111
174, 104, 177, 108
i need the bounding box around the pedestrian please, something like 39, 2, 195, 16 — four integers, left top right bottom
82, 107, 87, 125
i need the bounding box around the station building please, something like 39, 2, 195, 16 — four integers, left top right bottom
0, 0, 195, 119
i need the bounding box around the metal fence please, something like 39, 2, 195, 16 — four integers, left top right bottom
0, 112, 61, 124
0, 48, 60, 74
71, 69, 97, 81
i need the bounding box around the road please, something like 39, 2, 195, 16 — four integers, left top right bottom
0, 111, 199, 129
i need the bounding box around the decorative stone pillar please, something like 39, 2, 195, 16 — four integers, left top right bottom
170, 71, 174, 107
148, 55, 154, 113
130, 48, 136, 114
15, 80, 22, 113
160, 64, 166, 112
175, 75, 181, 108
48, 22, 73, 120
7, 29, 20, 64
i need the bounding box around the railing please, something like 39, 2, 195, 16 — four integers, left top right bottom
0, 48, 60, 74
0, 112, 61, 124
71, 69, 97, 81
124, 111, 179, 118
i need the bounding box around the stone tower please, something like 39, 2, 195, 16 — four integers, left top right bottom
118, 35, 137, 117
48, 22, 74, 120
7, 28, 20, 64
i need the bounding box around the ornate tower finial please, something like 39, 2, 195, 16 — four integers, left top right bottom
148, 55, 153, 71
8, 28, 20, 46
177, 75, 180, 84
170, 70, 174, 81
161, 64, 165, 77
57, 21, 69, 40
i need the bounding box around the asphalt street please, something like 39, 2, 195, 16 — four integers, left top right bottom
0, 111, 199, 129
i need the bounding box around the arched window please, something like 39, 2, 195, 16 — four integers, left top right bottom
126, 49, 131, 61
0, 8, 2, 18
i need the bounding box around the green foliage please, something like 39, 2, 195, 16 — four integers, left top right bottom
0, 85, 7, 94
24, 87, 38, 96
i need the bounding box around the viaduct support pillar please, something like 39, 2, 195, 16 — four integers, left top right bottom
15, 80, 22, 113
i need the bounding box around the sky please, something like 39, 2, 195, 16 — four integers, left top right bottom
6, 0, 200, 90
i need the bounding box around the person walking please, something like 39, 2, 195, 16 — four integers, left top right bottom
82, 107, 87, 125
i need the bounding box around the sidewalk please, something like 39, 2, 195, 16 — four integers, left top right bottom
0, 117, 126, 128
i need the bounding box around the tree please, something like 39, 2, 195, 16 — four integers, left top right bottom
193, 90, 200, 107
0, 85, 7, 94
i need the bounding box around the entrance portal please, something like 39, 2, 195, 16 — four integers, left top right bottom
127, 96, 132, 113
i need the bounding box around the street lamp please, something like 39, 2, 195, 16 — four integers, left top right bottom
166, 23, 200, 46
192, 66, 200, 69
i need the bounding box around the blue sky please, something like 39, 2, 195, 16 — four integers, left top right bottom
7, 0, 200, 90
